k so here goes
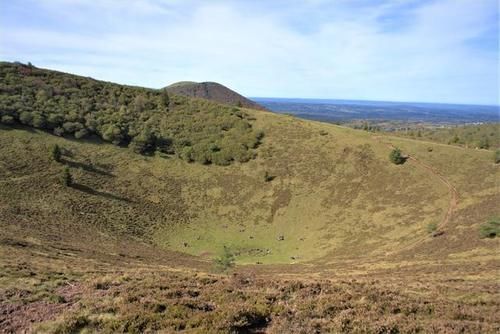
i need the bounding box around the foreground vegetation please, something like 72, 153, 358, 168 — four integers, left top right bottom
1, 244, 499, 333
0, 62, 262, 165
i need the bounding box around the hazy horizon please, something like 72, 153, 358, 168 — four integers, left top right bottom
252, 96, 500, 108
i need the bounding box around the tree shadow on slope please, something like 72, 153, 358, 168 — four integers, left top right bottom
0, 123, 37, 133
61, 158, 114, 177
71, 183, 130, 202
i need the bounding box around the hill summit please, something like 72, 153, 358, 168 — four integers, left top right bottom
166, 81, 268, 111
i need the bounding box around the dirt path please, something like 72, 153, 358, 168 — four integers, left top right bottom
405, 154, 459, 229
373, 136, 459, 254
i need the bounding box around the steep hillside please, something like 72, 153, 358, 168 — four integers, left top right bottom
1, 111, 498, 265
1, 65, 499, 332
1, 113, 499, 332
166, 81, 268, 111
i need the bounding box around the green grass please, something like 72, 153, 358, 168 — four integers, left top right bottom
1, 108, 498, 266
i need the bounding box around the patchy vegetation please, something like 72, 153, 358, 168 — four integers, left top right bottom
213, 246, 235, 272
427, 222, 438, 234
0, 62, 263, 165
1, 252, 498, 334
392, 123, 500, 149
60, 166, 72, 186
50, 144, 62, 162
479, 217, 499, 239
389, 147, 406, 164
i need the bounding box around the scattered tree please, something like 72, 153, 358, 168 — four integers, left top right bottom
61, 166, 72, 186
494, 150, 500, 164
389, 148, 406, 165
479, 218, 499, 239
50, 144, 62, 162
213, 246, 235, 272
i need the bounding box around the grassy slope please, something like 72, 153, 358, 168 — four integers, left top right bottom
1, 108, 497, 266
1, 108, 499, 332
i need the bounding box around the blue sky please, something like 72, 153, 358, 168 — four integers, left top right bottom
1, 0, 498, 105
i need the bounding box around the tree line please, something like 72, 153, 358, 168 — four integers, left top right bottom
0, 62, 263, 165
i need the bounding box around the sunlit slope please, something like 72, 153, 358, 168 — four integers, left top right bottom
1, 109, 497, 265
153, 111, 497, 264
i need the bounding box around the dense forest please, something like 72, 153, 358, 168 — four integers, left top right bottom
0, 62, 263, 165
392, 123, 500, 150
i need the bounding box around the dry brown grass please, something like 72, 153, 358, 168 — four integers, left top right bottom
1, 247, 498, 333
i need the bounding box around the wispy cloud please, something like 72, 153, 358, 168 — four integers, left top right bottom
1, 0, 498, 104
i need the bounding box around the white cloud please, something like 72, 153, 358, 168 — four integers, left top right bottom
1, 0, 497, 104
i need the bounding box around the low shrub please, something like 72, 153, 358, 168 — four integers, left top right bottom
213, 246, 235, 272
426, 223, 438, 234
50, 144, 62, 162
389, 148, 406, 165
61, 166, 72, 186
479, 218, 499, 238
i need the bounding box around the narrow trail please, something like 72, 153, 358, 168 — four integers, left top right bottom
405, 155, 459, 229
373, 136, 459, 255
